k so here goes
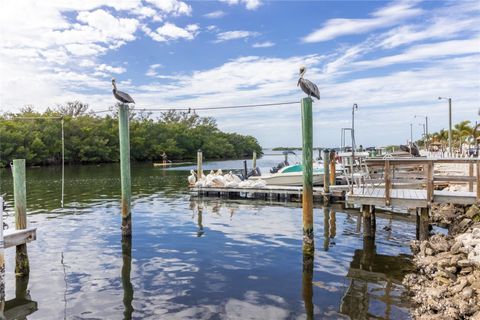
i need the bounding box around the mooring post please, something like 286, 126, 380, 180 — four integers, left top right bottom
12, 159, 29, 276
362, 205, 373, 239
329, 150, 336, 186
197, 149, 203, 179
323, 207, 330, 251
118, 104, 132, 236
302, 252, 314, 320
0, 196, 5, 315
252, 151, 257, 170
121, 236, 133, 319
243, 160, 248, 179
301, 97, 314, 256
419, 207, 430, 241
323, 149, 330, 196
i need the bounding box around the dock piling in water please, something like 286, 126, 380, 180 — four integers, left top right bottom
252, 151, 257, 170
301, 97, 314, 256
197, 150, 203, 179
12, 159, 29, 276
329, 150, 336, 185
323, 149, 330, 194
0, 197, 5, 311
118, 104, 132, 236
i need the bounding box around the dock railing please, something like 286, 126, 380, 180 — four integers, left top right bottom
351, 158, 479, 207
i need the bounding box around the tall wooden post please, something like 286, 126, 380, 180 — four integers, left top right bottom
252, 151, 257, 169
118, 104, 132, 236
419, 207, 430, 241
323, 207, 330, 251
302, 252, 314, 320
121, 236, 133, 319
329, 150, 336, 185
323, 150, 330, 193
13, 159, 29, 276
197, 149, 203, 179
362, 205, 373, 240
0, 197, 5, 316
468, 163, 473, 192
301, 98, 314, 256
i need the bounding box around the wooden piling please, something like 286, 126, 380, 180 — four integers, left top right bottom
362, 205, 373, 239
118, 104, 132, 236
323, 207, 330, 251
323, 150, 330, 194
252, 151, 257, 169
419, 207, 430, 241
301, 97, 314, 256
468, 163, 473, 192
329, 150, 336, 185
0, 196, 5, 313
197, 149, 203, 179
12, 159, 29, 276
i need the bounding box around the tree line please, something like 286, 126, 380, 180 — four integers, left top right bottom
0, 101, 263, 167
416, 120, 478, 150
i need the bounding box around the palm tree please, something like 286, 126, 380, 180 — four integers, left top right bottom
454, 120, 473, 150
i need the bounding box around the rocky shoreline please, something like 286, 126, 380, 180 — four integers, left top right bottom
403, 204, 480, 319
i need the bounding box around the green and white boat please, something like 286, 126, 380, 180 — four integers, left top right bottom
249, 163, 325, 186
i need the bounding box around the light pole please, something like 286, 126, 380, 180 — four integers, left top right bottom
352, 103, 358, 155
410, 123, 413, 147
438, 97, 452, 154
414, 115, 429, 149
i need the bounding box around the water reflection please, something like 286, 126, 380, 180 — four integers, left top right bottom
122, 236, 133, 320
0, 166, 416, 319
4, 276, 37, 320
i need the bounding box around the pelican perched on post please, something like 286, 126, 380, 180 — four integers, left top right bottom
112, 78, 135, 104
297, 66, 320, 100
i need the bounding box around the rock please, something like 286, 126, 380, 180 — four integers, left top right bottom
459, 259, 472, 267
445, 266, 457, 273
460, 267, 473, 274
466, 205, 480, 219
451, 278, 468, 294
425, 247, 433, 256
430, 234, 450, 253
462, 287, 473, 299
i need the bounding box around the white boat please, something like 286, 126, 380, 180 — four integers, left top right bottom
249, 164, 324, 186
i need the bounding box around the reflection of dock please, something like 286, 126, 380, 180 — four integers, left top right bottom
340, 237, 413, 320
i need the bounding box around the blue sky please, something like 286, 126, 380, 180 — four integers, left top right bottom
1, 0, 479, 147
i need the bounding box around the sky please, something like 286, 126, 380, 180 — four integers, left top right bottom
0, 0, 479, 148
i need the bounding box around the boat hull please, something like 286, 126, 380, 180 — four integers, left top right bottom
250, 172, 324, 186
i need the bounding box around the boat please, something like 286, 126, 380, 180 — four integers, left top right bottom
249, 163, 325, 186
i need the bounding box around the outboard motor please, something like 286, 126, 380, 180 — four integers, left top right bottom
246, 167, 261, 179
270, 160, 288, 173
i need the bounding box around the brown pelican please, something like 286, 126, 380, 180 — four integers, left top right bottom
297, 66, 320, 100
112, 78, 135, 104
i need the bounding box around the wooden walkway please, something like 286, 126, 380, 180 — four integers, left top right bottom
348, 188, 476, 208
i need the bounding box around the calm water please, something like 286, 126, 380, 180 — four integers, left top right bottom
1, 158, 414, 319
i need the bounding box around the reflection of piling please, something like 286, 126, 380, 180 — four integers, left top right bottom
323, 207, 330, 251
329, 208, 336, 238
329, 150, 336, 186
301, 98, 314, 256
197, 149, 203, 179
302, 254, 314, 320
252, 151, 257, 170
197, 206, 204, 237
118, 104, 132, 236
121, 236, 134, 320
13, 159, 29, 276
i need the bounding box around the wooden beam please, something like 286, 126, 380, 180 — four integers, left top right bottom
4, 228, 37, 249
426, 161, 434, 204
469, 163, 474, 192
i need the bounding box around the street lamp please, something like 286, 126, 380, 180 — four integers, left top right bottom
410, 123, 413, 152
352, 103, 358, 155
438, 97, 452, 154
414, 115, 429, 149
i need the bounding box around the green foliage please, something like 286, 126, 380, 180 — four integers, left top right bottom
0, 103, 263, 166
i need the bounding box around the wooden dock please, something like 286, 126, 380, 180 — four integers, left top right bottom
346, 158, 479, 208
190, 184, 349, 201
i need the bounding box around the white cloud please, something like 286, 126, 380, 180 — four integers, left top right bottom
355, 38, 480, 68
252, 41, 275, 48
220, 0, 262, 10
204, 10, 226, 18
145, 0, 192, 16
143, 23, 199, 42
96, 64, 126, 74
145, 64, 163, 77
302, 1, 422, 43
215, 30, 260, 42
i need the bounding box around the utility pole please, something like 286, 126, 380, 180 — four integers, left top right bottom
438, 97, 452, 154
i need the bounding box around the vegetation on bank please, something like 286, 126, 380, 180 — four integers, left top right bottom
0, 101, 263, 166
416, 120, 478, 149
272, 147, 302, 151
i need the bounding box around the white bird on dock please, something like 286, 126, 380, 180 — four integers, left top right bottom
206, 170, 215, 180
212, 174, 226, 187
297, 66, 320, 100
216, 169, 223, 176
188, 170, 197, 186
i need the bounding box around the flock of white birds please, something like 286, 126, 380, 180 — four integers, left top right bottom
188, 169, 267, 188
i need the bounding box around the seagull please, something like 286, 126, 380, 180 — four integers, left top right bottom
297, 66, 320, 100
112, 78, 135, 104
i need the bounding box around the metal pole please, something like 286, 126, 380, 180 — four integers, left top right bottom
0, 196, 4, 315
425, 116, 429, 149
13, 159, 29, 276
118, 104, 132, 236
410, 123, 413, 145
448, 98, 452, 154
301, 98, 314, 257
